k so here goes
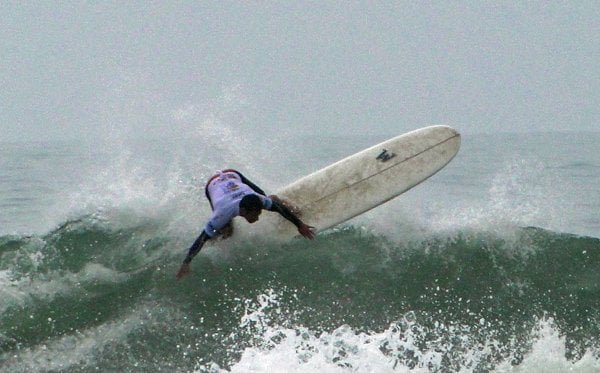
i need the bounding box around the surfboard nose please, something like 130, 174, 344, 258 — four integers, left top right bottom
430, 125, 461, 152
448, 126, 461, 141
431, 124, 460, 138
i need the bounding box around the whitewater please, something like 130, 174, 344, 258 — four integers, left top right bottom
1, 127, 599, 372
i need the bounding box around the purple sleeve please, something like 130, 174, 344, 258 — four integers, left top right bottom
204, 214, 230, 237
259, 195, 272, 209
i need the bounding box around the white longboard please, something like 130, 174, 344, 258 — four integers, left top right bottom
228, 125, 460, 242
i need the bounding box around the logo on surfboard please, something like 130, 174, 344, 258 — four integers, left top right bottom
376, 149, 396, 162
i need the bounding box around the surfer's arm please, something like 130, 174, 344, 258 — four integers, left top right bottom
268, 200, 315, 239
234, 171, 266, 196
183, 230, 210, 264
176, 230, 211, 280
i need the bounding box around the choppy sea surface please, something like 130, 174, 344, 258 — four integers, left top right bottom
1, 130, 599, 372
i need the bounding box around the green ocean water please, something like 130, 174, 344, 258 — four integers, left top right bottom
1, 132, 599, 372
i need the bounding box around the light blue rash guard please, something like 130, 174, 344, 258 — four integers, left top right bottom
203, 171, 272, 237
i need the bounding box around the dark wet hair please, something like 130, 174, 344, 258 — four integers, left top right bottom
239, 194, 262, 212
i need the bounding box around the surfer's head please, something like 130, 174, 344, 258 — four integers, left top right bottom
239, 194, 263, 223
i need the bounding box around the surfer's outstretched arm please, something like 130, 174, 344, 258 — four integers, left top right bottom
176, 230, 210, 279
184, 230, 210, 263
268, 200, 315, 239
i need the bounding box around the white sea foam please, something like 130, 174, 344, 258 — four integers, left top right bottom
354, 155, 572, 249
495, 320, 600, 373
200, 290, 600, 373
226, 321, 599, 373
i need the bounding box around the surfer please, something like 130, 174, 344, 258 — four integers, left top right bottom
176, 169, 314, 279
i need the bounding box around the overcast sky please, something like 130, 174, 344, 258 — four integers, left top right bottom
1, 2, 598, 142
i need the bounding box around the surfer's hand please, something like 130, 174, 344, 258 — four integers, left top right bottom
176, 262, 190, 280
298, 223, 315, 239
